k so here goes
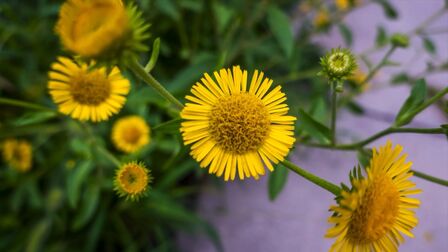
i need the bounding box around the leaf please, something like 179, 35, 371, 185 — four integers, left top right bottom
67, 161, 94, 209
26, 219, 51, 252
357, 149, 372, 168
12, 111, 57, 126
423, 37, 436, 55
155, 0, 179, 21
213, 3, 234, 34
72, 183, 100, 231
394, 79, 427, 126
298, 109, 332, 144
309, 98, 327, 124
267, 6, 294, 57
338, 24, 353, 46
347, 101, 365, 115
375, 26, 388, 47
375, 0, 398, 19
268, 163, 289, 201
391, 72, 410, 84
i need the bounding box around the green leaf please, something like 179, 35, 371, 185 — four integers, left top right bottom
155, 0, 179, 21
67, 161, 94, 209
375, 26, 388, 47
391, 72, 410, 84
357, 149, 372, 168
338, 24, 353, 46
347, 101, 365, 115
213, 3, 234, 34
423, 37, 436, 55
395, 79, 427, 126
267, 6, 294, 57
26, 219, 51, 252
375, 0, 398, 19
72, 183, 100, 231
268, 164, 289, 201
298, 108, 332, 144
309, 98, 327, 124
144, 38, 160, 73
12, 111, 57, 126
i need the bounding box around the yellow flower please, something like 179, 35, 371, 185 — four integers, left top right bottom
112, 116, 150, 153
326, 141, 421, 252
314, 9, 330, 29
348, 70, 369, 92
335, 0, 361, 11
48, 57, 130, 122
114, 161, 152, 201
2, 139, 32, 172
180, 66, 296, 181
55, 0, 150, 63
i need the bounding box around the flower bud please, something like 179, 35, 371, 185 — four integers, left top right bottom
390, 33, 410, 48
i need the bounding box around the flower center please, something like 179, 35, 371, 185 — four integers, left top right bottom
119, 165, 147, 194
347, 175, 400, 244
208, 93, 270, 154
329, 52, 349, 72
122, 127, 142, 144
72, 3, 121, 42
70, 70, 111, 105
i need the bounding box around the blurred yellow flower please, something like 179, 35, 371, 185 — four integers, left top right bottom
348, 69, 370, 92
2, 139, 32, 172
112, 116, 150, 153
326, 141, 421, 251
314, 9, 330, 29
335, 0, 361, 11
180, 66, 296, 181
48, 57, 130, 122
55, 0, 150, 62
114, 161, 151, 201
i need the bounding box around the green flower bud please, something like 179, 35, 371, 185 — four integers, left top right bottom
319, 48, 358, 82
390, 33, 410, 48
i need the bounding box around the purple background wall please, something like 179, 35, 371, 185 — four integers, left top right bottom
179, 1, 448, 251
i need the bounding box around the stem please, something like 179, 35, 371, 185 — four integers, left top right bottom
281, 160, 341, 196
330, 82, 338, 145
152, 118, 182, 131
128, 59, 184, 111
412, 8, 448, 36
412, 170, 448, 187
0, 97, 55, 112
360, 46, 396, 86
96, 146, 121, 168
303, 127, 445, 151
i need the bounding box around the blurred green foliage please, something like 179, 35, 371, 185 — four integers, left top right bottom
0, 0, 323, 251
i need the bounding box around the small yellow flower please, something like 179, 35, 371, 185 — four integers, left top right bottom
112, 116, 150, 153
2, 139, 32, 172
55, 0, 150, 63
48, 57, 130, 122
348, 70, 369, 92
314, 9, 330, 30
335, 0, 361, 11
326, 141, 421, 251
114, 161, 152, 201
180, 66, 296, 181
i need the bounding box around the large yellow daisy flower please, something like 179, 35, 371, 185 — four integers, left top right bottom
180, 66, 296, 181
55, 0, 149, 61
326, 141, 421, 252
48, 57, 130, 122
112, 116, 150, 153
2, 139, 32, 172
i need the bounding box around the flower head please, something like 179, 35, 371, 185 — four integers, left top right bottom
335, 0, 361, 11
114, 161, 152, 201
2, 139, 32, 172
319, 47, 357, 83
55, 0, 150, 64
180, 66, 296, 181
326, 141, 421, 251
48, 57, 130, 122
112, 116, 150, 153
347, 69, 369, 92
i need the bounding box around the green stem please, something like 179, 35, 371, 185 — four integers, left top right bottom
303, 127, 445, 150
281, 160, 341, 196
152, 118, 182, 131
330, 82, 338, 145
96, 146, 121, 168
0, 97, 55, 112
128, 59, 184, 111
0, 124, 62, 138
412, 170, 448, 187
360, 46, 396, 86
